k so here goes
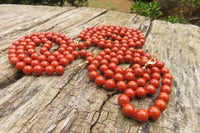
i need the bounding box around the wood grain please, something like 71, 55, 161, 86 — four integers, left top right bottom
0, 5, 199, 133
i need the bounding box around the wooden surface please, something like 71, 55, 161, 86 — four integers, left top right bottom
0, 4, 200, 133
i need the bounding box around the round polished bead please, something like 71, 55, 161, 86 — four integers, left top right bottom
95, 76, 105, 87
99, 64, 109, 73
136, 87, 146, 98
161, 78, 172, 86
148, 106, 161, 120
89, 71, 99, 80
154, 99, 167, 111
145, 85, 156, 96
127, 81, 138, 90
163, 73, 173, 80
104, 69, 114, 79
122, 104, 135, 117
105, 79, 115, 90
157, 92, 170, 102
160, 85, 172, 94
125, 72, 135, 81
118, 94, 130, 105
136, 78, 146, 87
135, 109, 149, 123
113, 73, 124, 81
149, 79, 160, 88
124, 88, 135, 99
88, 64, 97, 72
116, 81, 127, 92
133, 67, 143, 77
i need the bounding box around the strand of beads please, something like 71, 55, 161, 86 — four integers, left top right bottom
8, 32, 80, 75
78, 25, 173, 123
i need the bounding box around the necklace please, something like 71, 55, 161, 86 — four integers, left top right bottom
8, 25, 173, 123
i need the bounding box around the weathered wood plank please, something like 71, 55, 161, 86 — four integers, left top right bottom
0, 4, 199, 133
0, 5, 74, 38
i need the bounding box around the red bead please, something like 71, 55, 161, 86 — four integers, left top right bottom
114, 67, 124, 74
59, 58, 69, 67
136, 87, 146, 98
104, 69, 114, 79
47, 55, 56, 62
41, 61, 49, 68
124, 54, 133, 63
31, 53, 39, 60
89, 71, 99, 80
66, 54, 74, 63
154, 99, 167, 111
88, 64, 97, 72
133, 67, 143, 77
33, 65, 43, 75
95, 76, 105, 87
118, 94, 130, 105
122, 104, 135, 117
9, 57, 20, 66
113, 73, 124, 81
38, 55, 46, 62
143, 67, 151, 74
15, 61, 26, 70
105, 79, 115, 90
135, 109, 149, 123
127, 81, 138, 90
99, 64, 109, 73
23, 65, 33, 75
142, 73, 150, 81
100, 59, 109, 65
55, 65, 65, 75
145, 85, 156, 95
160, 85, 172, 94
79, 49, 87, 58
161, 78, 172, 86
95, 55, 103, 62
160, 67, 169, 75
110, 57, 119, 65
163, 73, 173, 80
149, 79, 160, 88
45, 65, 55, 75
151, 67, 160, 73
133, 57, 141, 64
124, 88, 135, 99
156, 61, 165, 68
124, 68, 133, 73
148, 106, 161, 120
158, 92, 170, 102
51, 61, 59, 67
108, 63, 117, 70
91, 60, 100, 67
116, 55, 124, 63
136, 78, 146, 87
151, 72, 161, 80
72, 51, 79, 59
125, 72, 135, 81
77, 42, 85, 50
86, 56, 94, 63
116, 81, 127, 92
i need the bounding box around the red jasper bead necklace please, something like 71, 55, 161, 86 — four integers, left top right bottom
8, 32, 79, 75
8, 25, 173, 123
78, 25, 173, 123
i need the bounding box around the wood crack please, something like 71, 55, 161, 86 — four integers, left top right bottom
145, 19, 153, 38
89, 91, 118, 132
